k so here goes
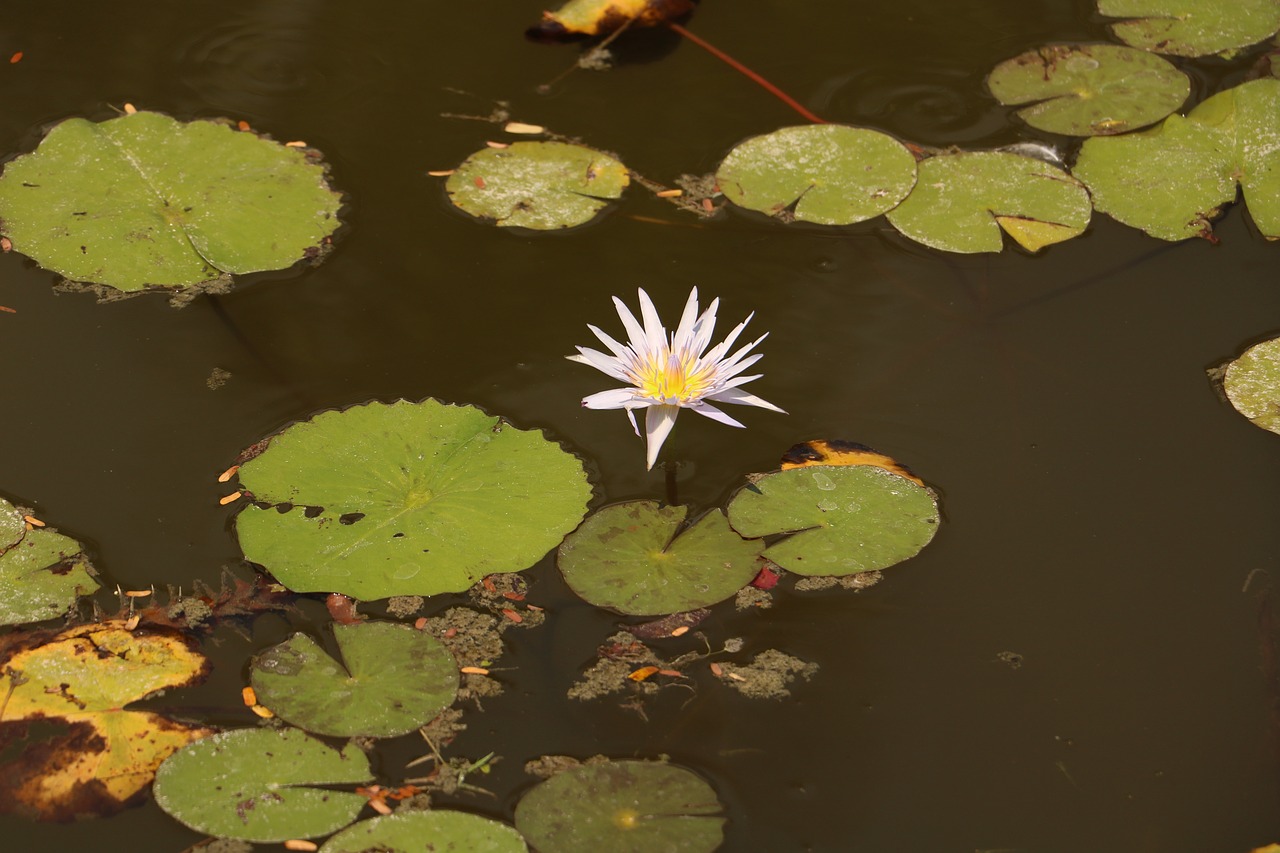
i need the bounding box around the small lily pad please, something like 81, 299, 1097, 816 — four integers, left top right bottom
445, 141, 629, 229
715, 124, 918, 224
153, 727, 372, 843
250, 621, 459, 738
320, 810, 528, 853
557, 502, 762, 616
1223, 336, 1280, 434
234, 399, 591, 600
0, 498, 99, 626
885, 151, 1091, 253
0, 111, 341, 292
514, 760, 725, 853
1099, 0, 1280, 57
987, 44, 1188, 135
727, 466, 940, 576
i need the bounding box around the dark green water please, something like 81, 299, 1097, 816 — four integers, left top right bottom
2, 1, 1279, 850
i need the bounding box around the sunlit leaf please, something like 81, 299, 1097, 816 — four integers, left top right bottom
153, 727, 371, 842
514, 760, 724, 853
0, 111, 341, 292
716, 124, 918, 225
0, 497, 99, 626
557, 502, 762, 616
528, 0, 695, 38
987, 44, 1188, 135
780, 439, 924, 486
1223, 336, 1280, 434
234, 399, 591, 599
1098, 0, 1280, 57
320, 810, 528, 853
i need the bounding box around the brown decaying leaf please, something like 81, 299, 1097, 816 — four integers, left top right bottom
780, 438, 925, 486
528, 0, 696, 40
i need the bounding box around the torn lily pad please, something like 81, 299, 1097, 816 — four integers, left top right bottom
1098, 0, 1280, 57
445, 141, 629, 229
1223, 336, 1280, 435
1074, 78, 1280, 240
715, 124, 918, 224
233, 399, 591, 599
727, 465, 940, 576
0, 110, 341, 292
987, 44, 1188, 135
0, 498, 99, 626
321, 810, 528, 853
886, 150, 1091, 253
557, 502, 762, 616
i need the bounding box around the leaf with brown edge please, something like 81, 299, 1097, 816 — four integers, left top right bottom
780, 439, 925, 486
528, 0, 696, 40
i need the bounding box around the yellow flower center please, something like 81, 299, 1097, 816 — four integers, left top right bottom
635, 352, 713, 403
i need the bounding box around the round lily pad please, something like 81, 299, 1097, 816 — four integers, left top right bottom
0, 498, 99, 626
715, 124, 918, 224
987, 44, 1188, 135
321, 810, 528, 853
153, 727, 372, 843
885, 150, 1091, 253
1099, 0, 1280, 57
1224, 336, 1280, 435
727, 466, 940, 576
445, 141, 629, 229
233, 399, 591, 599
0, 110, 341, 292
514, 760, 724, 853
251, 621, 459, 738
557, 502, 762, 616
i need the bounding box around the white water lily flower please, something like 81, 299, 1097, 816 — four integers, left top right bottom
568, 287, 785, 470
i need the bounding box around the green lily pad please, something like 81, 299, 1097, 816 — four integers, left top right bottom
0, 111, 341, 292
234, 399, 591, 599
885, 151, 1091, 253
1099, 0, 1280, 57
557, 502, 762, 616
0, 498, 99, 626
715, 124, 918, 224
1223, 336, 1280, 434
445, 141, 629, 229
1074, 78, 1280, 241
153, 727, 372, 843
727, 466, 940, 576
987, 44, 1188, 135
514, 760, 724, 853
320, 810, 528, 853
251, 621, 459, 738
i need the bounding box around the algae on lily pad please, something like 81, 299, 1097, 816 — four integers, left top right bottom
445, 141, 629, 229
987, 44, 1188, 135
886, 150, 1091, 253
0, 497, 99, 626
1223, 336, 1280, 435
251, 621, 459, 738
321, 810, 528, 853
727, 465, 940, 576
234, 399, 591, 599
153, 727, 372, 843
1098, 0, 1280, 57
715, 124, 918, 225
514, 760, 725, 853
1074, 78, 1280, 241
557, 502, 762, 616
0, 110, 341, 292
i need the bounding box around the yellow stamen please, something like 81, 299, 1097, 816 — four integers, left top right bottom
635, 351, 714, 403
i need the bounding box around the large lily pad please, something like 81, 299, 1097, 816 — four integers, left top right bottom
321, 810, 528, 853
715, 124, 918, 225
153, 727, 372, 842
0, 621, 213, 820
727, 466, 940, 576
514, 760, 725, 853
557, 502, 762, 616
886, 151, 1091, 253
1223, 336, 1280, 434
987, 44, 1188, 135
234, 399, 591, 599
1098, 0, 1280, 57
445, 141, 629, 229
251, 621, 459, 738
0, 498, 99, 626
0, 110, 341, 292
1074, 78, 1280, 241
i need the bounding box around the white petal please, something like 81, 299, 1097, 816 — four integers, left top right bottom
670, 287, 700, 350
644, 404, 680, 470
569, 347, 634, 382
706, 386, 786, 413
582, 387, 642, 409
626, 407, 641, 437
687, 298, 721, 357
612, 295, 648, 353
587, 324, 632, 360
717, 372, 764, 391
689, 400, 746, 428
636, 288, 667, 355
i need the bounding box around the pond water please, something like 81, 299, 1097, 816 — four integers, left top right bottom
2, 0, 1279, 850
